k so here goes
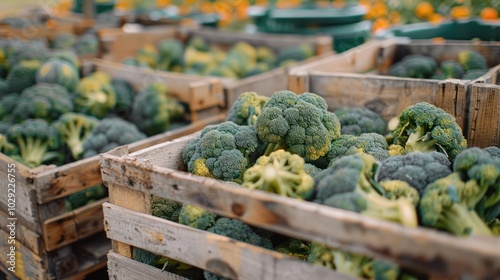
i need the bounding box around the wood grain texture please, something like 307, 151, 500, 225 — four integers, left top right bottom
467, 83, 500, 147
100, 134, 500, 278
103, 203, 357, 280
0, 209, 42, 255
107, 252, 189, 280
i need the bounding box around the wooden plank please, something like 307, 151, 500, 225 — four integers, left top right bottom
103, 203, 357, 280
42, 198, 107, 252
0, 210, 42, 255
100, 135, 500, 278
107, 252, 189, 280
435, 79, 469, 136
467, 83, 500, 147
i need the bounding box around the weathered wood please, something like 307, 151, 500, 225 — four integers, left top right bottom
435, 79, 469, 133
107, 252, 189, 280
467, 83, 500, 147
0, 210, 42, 255
100, 134, 500, 278
103, 203, 357, 280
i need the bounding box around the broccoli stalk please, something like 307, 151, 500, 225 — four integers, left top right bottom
53, 113, 99, 160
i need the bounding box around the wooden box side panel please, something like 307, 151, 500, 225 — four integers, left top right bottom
467, 83, 500, 147
103, 203, 353, 280
0, 209, 42, 255
107, 252, 189, 280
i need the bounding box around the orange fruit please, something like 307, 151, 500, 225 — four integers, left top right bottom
480, 7, 499, 20
428, 13, 443, 24
372, 17, 390, 32
450, 6, 470, 19
415, 1, 434, 19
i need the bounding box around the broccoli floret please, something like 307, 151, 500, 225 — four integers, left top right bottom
387, 55, 437, 79
5, 60, 41, 93
334, 107, 387, 136
461, 69, 488, 80
0, 133, 17, 155
81, 118, 146, 158
182, 122, 262, 182
323, 133, 389, 166
74, 33, 98, 56
377, 151, 452, 196
7, 119, 61, 168
276, 239, 310, 261
157, 39, 184, 70
207, 217, 273, 250
255, 90, 341, 161
276, 44, 314, 67
50, 50, 81, 69
53, 113, 99, 160
51, 33, 77, 50
65, 184, 108, 210
130, 83, 173, 136
419, 172, 493, 236
74, 76, 117, 118
12, 83, 73, 123
132, 247, 192, 271
315, 154, 418, 228
178, 204, 218, 230
151, 195, 182, 222
390, 102, 467, 161
226, 91, 269, 126
110, 78, 135, 118
0, 93, 19, 122
304, 163, 321, 177
308, 243, 373, 278
6, 42, 48, 67
458, 50, 487, 71
440, 60, 464, 79
379, 180, 420, 207
484, 146, 500, 159
368, 259, 401, 280
242, 149, 315, 200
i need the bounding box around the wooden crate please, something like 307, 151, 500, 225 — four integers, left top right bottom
100, 116, 500, 280
288, 39, 500, 148
0, 61, 226, 279
104, 26, 333, 108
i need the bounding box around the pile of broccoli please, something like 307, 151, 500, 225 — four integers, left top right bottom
386, 50, 489, 80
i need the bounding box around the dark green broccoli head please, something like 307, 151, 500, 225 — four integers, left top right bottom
440, 60, 464, 79
12, 83, 74, 123
242, 149, 315, 199
308, 243, 373, 278
207, 217, 273, 250
6, 60, 41, 94
334, 107, 387, 136
75, 76, 117, 118
50, 50, 81, 69
0, 93, 19, 122
378, 151, 452, 196
388, 55, 437, 79
276, 239, 310, 261
65, 184, 108, 210
390, 102, 467, 161
276, 44, 314, 67
130, 83, 172, 136
325, 133, 389, 166
157, 38, 184, 70
178, 204, 218, 230
6, 42, 48, 68
110, 78, 135, 119
51, 33, 77, 50
483, 146, 500, 159
461, 69, 488, 80
304, 163, 321, 177
7, 119, 61, 168
74, 33, 98, 55
151, 195, 182, 222
369, 259, 401, 280
419, 173, 493, 236
53, 112, 99, 160
255, 90, 341, 161
458, 50, 487, 71
379, 180, 420, 207
226, 91, 269, 126
81, 117, 146, 158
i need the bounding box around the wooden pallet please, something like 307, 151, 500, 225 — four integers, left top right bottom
103, 26, 334, 108
100, 83, 500, 280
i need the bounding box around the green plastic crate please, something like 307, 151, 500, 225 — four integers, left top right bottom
73, 0, 115, 14
376, 18, 500, 41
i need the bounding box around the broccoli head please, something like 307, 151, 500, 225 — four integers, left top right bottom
315, 154, 418, 228
334, 107, 387, 136
12, 83, 73, 123
65, 184, 108, 210
308, 243, 373, 278
181, 121, 262, 182
390, 102, 467, 161
255, 90, 341, 161
7, 119, 61, 168
207, 217, 273, 250
461, 69, 488, 80
242, 149, 315, 200
53, 113, 99, 160
132, 247, 192, 271
5, 59, 41, 94
377, 151, 452, 196
0, 93, 19, 122
440, 60, 464, 79
178, 204, 218, 230
276, 239, 310, 261
130, 83, 173, 136
226, 91, 269, 126
81, 117, 146, 158
151, 195, 183, 222
419, 172, 492, 236
483, 146, 500, 159
74, 76, 117, 118
458, 50, 488, 71
379, 180, 420, 207
157, 38, 184, 70
110, 78, 135, 118
387, 55, 437, 79
323, 133, 389, 167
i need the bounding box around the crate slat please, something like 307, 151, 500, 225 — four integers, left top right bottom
467, 83, 500, 147
103, 203, 357, 280
100, 136, 500, 278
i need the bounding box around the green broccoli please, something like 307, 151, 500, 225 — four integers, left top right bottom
0, 93, 19, 122
0, 79, 7, 96
226, 91, 269, 126
151, 195, 183, 222
5, 60, 41, 93
390, 102, 467, 161
6, 42, 48, 67
419, 172, 493, 236
322, 133, 389, 167
255, 90, 341, 161
157, 39, 184, 71
11, 83, 74, 123
207, 217, 273, 250
53, 113, 99, 160
379, 180, 420, 207
334, 107, 387, 136
484, 146, 500, 159
458, 50, 487, 71
51, 33, 77, 50
461, 69, 488, 80
6, 119, 61, 168
377, 151, 452, 196
65, 184, 108, 210
81, 117, 146, 158
315, 154, 418, 228
0, 133, 17, 155
130, 83, 173, 136
242, 149, 315, 200
132, 247, 192, 271
74, 33, 98, 56
308, 243, 373, 278
181, 121, 262, 182
178, 204, 218, 230
440, 60, 464, 79
387, 55, 437, 79
304, 163, 321, 177
75, 76, 117, 118
276, 239, 310, 261
256, 46, 276, 65
50, 49, 81, 69
110, 78, 135, 119
276, 44, 314, 67
366, 259, 401, 280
